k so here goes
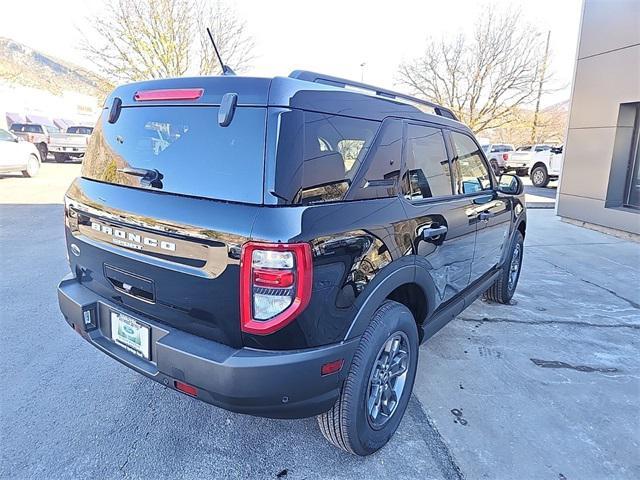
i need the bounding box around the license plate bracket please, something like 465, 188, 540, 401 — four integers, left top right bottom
110, 312, 151, 360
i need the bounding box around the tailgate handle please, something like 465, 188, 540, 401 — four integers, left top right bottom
104, 265, 155, 303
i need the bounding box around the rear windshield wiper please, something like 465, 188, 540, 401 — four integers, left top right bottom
117, 167, 164, 189
117, 167, 155, 177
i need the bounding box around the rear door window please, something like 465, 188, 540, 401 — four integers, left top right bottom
82, 106, 266, 203
403, 124, 452, 200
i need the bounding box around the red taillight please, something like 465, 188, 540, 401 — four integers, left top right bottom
133, 88, 204, 102
240, 242, 313, 335
502, 153, 509, 161
174, 380, 198, 397
253, 269, 295, 288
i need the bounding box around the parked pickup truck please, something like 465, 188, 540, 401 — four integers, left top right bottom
9, 123, 51, 161
529, 145, 563, 187
481, 143, 515, 175
49, 126, 93, 162
506, 144, 553, 177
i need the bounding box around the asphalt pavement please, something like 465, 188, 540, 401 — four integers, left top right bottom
1, 164, 638, 480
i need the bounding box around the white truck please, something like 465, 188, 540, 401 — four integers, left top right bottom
48, 126, 93, 162
480, 143, 516, 175
507, 144, 563, 187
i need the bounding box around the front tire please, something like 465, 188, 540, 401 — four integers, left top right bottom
22, 154, 40, 177
484, 230, 524, 304
317, 300, 418, 456
530, 165, 549, 187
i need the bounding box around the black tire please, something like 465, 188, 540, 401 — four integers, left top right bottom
515, 168, 528, 177
21, 154, 40, 177
490, 159, 500, 176
37, 143, 48, 162
317, 300, 419, 456
530, 165, 549, 187
484, 230, 524, 304
53, 153, 66, 163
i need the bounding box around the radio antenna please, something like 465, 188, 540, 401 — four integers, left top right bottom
206, 27, 235, 75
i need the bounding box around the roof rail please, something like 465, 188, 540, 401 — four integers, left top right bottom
289, 70, 458, 121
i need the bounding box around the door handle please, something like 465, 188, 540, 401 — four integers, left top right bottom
419, 224, 448, 240
478, 211, 494, 221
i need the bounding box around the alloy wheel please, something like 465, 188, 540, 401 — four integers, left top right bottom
532, 169, 545, 186
366, 331, 410, 429
508, 242, 522, 291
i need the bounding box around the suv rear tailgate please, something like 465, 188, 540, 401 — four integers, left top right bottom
65, 178, 259, 348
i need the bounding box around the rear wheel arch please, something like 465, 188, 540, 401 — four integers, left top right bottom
387, 282, 428, 342
344, 260, 436, 342
531, 161, 547, 172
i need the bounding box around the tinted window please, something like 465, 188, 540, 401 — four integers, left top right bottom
0, 129, 14, 141
67, 126, 93, 135
349, 119, 402, 200
274, 111, 379, 204
517, 146, 531, 151
451, 131, 492, 194
82, 106, 266, 203
491, 144, 511, 152
535, 145, 551, 152
10, 124, 43, 134
403, 124, 452, 200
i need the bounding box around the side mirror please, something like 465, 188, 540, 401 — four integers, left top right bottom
498, 174, 524, 195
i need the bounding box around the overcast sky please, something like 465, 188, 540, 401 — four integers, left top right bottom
1, 0, 582, 106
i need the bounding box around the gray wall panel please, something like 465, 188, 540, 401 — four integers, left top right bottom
578, 0, 640, 59
568, 45, 640, 129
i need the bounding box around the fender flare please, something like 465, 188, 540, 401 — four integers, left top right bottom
343, 257, 438, 341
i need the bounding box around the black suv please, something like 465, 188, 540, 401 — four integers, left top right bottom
58, 71, 526, 455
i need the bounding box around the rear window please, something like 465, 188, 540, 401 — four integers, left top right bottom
273, 111, 379, 204
82, 106, 266, 203
67, 126, 93, 135
10, 124, 43, 133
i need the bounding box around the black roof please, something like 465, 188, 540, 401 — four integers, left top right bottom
104, 71, 468, 131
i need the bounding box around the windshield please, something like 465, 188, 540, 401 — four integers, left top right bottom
82, 106, 266, 203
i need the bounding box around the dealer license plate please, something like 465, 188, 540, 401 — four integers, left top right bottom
110, 312, 150, 359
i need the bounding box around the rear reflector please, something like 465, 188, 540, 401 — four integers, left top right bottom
321, 359, 344, 376
174, 381, 198, 397
134, 88, 204, 102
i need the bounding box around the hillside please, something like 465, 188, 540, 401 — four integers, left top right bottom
0, 37, 112, 100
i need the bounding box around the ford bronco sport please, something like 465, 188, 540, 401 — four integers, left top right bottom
58, 71, 526, 455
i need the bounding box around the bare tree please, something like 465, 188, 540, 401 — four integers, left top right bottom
397, 5, 547, 133
197, 1, 255, 75
80, 0, 253, 83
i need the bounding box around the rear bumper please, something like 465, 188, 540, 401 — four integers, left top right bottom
57, 275, 358, 419
506, 161, 529, 169
49, 146, 86, 154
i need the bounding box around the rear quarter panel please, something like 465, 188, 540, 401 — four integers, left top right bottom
245, 197, 413, 349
